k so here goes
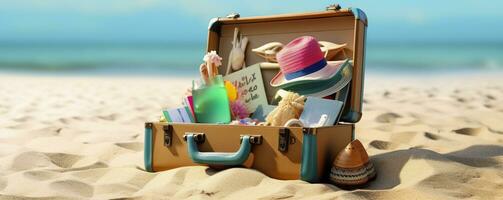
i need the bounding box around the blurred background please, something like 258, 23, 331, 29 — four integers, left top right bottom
0, 0, 502, 76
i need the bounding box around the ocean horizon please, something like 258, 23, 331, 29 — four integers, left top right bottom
0, 40, 502, 76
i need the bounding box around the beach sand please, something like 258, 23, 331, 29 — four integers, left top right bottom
0, 73, 502, 199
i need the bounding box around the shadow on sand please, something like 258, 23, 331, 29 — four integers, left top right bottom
359, 144, 503, 190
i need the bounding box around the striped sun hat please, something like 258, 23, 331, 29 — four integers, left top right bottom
270, 36, 352, 96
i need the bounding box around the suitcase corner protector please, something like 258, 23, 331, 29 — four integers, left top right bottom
208, 17, 222, 32
350, 8, 367, 26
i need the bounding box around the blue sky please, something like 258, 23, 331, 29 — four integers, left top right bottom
0, 0, 502, 43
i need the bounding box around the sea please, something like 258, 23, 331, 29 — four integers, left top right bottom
0, 41, 502, 76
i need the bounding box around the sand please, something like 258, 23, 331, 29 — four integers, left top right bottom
0, 72, 502, 199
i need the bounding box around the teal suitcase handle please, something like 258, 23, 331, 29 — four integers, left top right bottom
185, 133, 258, 165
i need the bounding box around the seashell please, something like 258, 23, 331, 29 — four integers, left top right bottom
252, 42, 284, 63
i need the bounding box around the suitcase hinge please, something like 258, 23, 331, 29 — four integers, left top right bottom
226, 12, 240, 19
163, 125, 173, 147
183, 133, 205, 144
326, 4, 341, 11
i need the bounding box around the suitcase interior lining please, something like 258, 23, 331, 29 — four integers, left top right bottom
216, 16, 357, 107
217, 16, 355, 67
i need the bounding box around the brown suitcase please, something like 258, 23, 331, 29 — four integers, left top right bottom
144, 5, 367, 182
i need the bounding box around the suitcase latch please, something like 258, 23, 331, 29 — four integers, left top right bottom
163, 125, 173, 147
226, 12, 240, 19
183, 133, 205, 144
278, 128, 290, 152
241, 135, 262, 145
326, 4, 341, 11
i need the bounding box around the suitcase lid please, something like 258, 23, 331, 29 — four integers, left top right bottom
207, 5, 367, 123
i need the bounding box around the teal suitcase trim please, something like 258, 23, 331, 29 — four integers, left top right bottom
340, 7, 367, 123
144, 123, 153, 172
343, 20, 367, 123
341, 110, 362, 124
300, 131, 318, 182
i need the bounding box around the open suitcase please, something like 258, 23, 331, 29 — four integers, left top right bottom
144, 5, 367, 183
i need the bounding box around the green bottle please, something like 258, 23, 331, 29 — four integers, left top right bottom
193, 75, 231, 124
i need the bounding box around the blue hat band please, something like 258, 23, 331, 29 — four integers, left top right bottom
284, 59, 327, 80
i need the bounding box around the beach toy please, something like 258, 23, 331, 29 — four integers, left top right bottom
329, 139, 376, 187
224, 81, 238, 102
265, 91, 305, 126
226, 28, 248, 75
